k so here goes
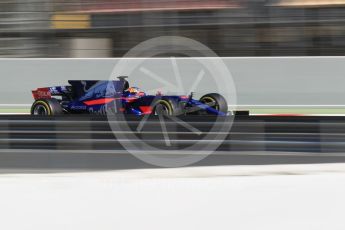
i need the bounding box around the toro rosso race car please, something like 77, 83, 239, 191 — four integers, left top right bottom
31, 77, 228, 116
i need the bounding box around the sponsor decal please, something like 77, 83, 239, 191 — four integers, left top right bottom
79, 81, 117, 101
88, 104, 118, 115
71, 105, 87, 110
32, 88, 51, 99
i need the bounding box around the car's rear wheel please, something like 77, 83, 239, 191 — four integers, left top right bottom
31, 99, 63, 116
199, 93, 228, 114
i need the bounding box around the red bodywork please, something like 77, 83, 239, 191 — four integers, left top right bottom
32, 88, 51, 100
83, 98, 115, 106
139, 106, 153, 114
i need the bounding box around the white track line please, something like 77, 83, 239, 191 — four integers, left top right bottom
2, 163, 345, 178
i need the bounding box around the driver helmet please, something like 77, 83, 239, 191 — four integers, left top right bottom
126, 87, 141, 96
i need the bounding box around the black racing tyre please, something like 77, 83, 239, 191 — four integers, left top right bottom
31, 98, 63, 116
153, 99, 182, 116
199, 93, 228, 114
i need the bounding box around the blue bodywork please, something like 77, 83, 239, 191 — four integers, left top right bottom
32, 79, 226, 116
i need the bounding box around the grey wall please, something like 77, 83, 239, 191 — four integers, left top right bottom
1, 57, 344, 106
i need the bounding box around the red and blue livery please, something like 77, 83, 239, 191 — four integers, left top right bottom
31, 77, 228, 116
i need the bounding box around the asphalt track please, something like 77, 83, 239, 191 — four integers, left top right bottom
1, 115, 345, 172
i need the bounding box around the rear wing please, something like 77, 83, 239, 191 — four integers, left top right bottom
32, 86, 70, 100
32, 88, 51, 100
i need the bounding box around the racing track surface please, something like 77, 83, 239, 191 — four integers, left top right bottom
1, 115, 345, 172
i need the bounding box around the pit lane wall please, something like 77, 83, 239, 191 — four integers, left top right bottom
1, 57, 344, 108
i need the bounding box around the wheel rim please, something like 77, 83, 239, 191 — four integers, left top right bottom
33, 104, 48, 115
200, 97, 219, 111
154, 103, 171, 115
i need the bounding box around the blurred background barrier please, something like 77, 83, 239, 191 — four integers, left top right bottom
1, 0, 345, 57
2, 115, 345, 169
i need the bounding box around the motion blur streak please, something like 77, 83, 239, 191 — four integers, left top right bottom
0, 115, 345, 172
1, 0, 345, 57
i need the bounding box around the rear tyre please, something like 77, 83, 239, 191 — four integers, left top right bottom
199, 93, 228, 114
31, 99, 63, 116
153, 99, 182, 116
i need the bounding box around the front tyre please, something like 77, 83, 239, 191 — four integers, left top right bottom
31, 99, 63, 116
153, 99, 182, 116
199, 93, 228, 114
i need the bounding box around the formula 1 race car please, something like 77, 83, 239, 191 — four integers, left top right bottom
31, 76, 228, 116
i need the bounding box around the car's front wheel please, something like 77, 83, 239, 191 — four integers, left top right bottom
199, 93, 228, 114
153, 99, 182, 116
